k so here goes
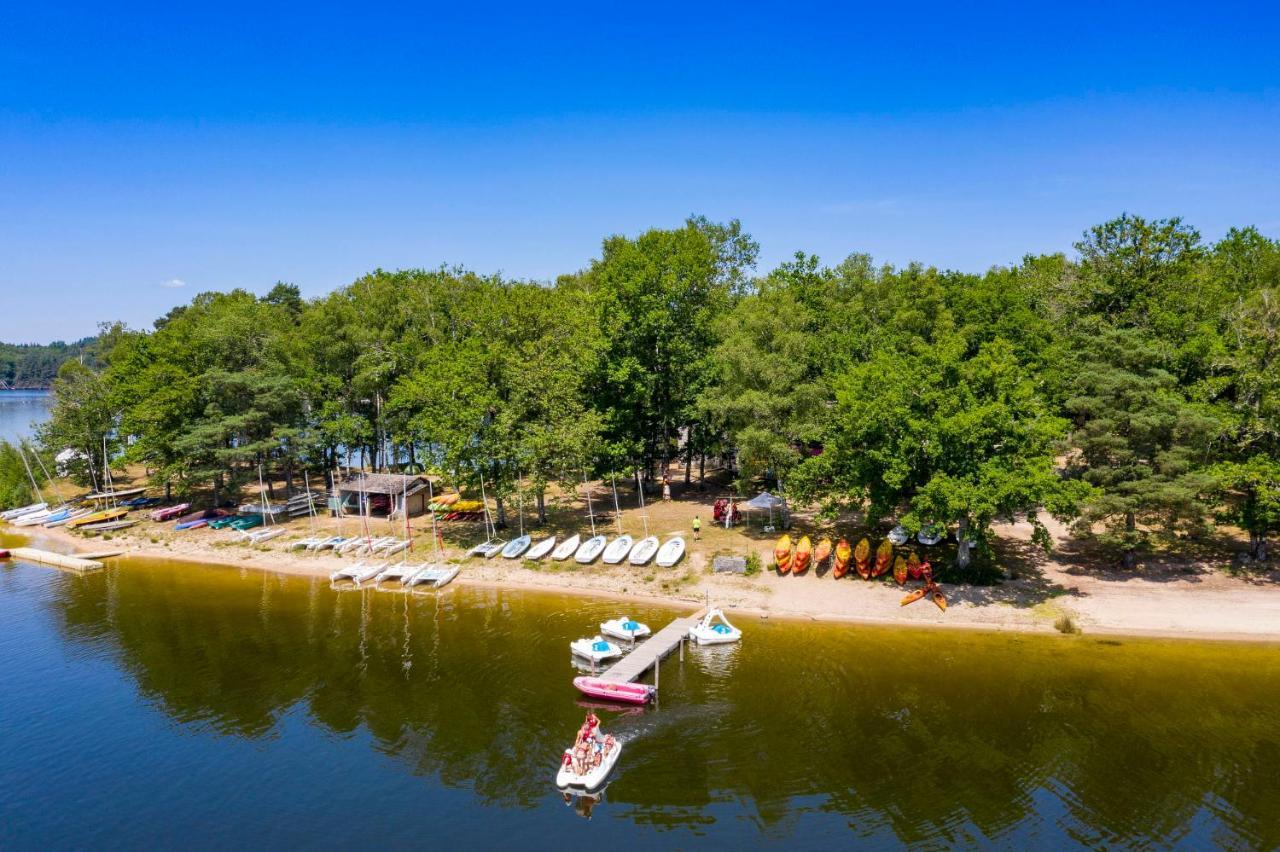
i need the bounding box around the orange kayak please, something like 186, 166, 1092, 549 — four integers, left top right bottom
873, 539, 893, 577
832, 538, 852, 579
793, 536, 812, 575
774, 534, 793, 575
900, 588, 927, 606
814, 537, 832, 566
854, 537, 871, 579
932, 589, 947, 611
893, 555, 908, 585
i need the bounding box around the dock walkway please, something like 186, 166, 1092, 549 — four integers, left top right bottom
599, 609, 705, 683
9, 547, 103, 572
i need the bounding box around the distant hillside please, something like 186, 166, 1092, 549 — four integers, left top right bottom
0, 338, 99, 389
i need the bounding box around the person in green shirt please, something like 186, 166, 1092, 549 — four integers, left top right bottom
692, 516, 701, 541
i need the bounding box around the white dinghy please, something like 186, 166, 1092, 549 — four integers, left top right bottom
654, 536, 685, 567
12, 508, 54, 527
1, 501, 47, 521
627, 536, 659, 566
601, 535, 634, 565
552, 534, 580, 560
600, 616, 651, 642
526, 536, 556, 560
688, 608, 742, 645
570, 635, 624, 664
574, 535, 607, 564
501, 535, 532, 559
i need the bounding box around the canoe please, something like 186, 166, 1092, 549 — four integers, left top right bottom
774, 534, 792, 574
573, 676, 655, 705
655, 536, 685, 567
893, 555, 908, 585
552, 534, 581, 560
526, 536, 557, 560
854, 537, 871, 579
575, 535, 607, 564
873, 539, 893, 578
907, 551, 923, 580
150, 503, 191, 522
792, 536, 812, 575
814, 537, 832, 566
832, 538, 851, 579
67, 508, 128, 528
628, 536, 659, 565
601, 535, 634, 564
900, 588, 927, 606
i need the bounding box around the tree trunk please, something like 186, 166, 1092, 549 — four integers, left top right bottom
684, 424, 693, 485
699, 451, 706, 489
1123, 510, 1137, 568
536, 489, 546, 525
165, 480, 172, 501
1249, 531, 1268, 562
956, 517, 972, 569
495, 496, 507, 529
1122, 549, 1137, 569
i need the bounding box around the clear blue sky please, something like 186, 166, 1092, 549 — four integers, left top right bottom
2, 1, 1278, 341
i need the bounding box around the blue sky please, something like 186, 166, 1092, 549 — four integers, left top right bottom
2, 1, 1278, 341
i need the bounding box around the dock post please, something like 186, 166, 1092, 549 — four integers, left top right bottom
654, 656, 659, 692
679, 637, 684, 662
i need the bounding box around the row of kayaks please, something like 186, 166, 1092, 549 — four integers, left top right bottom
469, 533, 685, 567
776, 534, 949, 609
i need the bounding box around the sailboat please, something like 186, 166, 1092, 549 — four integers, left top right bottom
574, 471, 606, 563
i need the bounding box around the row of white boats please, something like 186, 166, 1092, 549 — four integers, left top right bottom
329, 558, 460, 590
467, 532, 685, 567
570, 609, 742, 665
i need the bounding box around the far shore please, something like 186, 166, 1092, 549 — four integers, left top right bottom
10, 504, 1279, 645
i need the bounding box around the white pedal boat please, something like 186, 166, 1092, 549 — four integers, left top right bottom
688, 608, 741, 645
627, 536, 659, 565
526, 536, 557, 560
888, 525, 909, 545
556, 739, 622, 791
655, 536, 685, 567
501, 535, 532, 558
601, 535, 634, 564
552, 534, 580, 560
570, 635, 623, 664
600, 616, 651, 642
917, 524, 945, 546
574, 535, 607, 564
404, 564, 460, 589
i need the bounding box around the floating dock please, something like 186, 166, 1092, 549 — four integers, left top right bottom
9, 547, 104, 572
599, 610, 705, 683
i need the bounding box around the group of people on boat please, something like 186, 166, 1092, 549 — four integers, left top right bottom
565, 713, 616, 776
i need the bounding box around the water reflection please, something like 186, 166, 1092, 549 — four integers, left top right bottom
28, 558, 1280, 847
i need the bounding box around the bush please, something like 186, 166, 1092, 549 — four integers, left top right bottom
744, 552, 761, 576
1055, 613, 1081, 635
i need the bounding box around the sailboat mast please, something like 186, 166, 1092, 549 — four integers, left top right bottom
584, 469, 596, 537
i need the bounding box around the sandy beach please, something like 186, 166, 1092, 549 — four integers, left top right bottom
10, 493, 1279, 643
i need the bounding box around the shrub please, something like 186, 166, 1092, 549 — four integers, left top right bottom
744, 552, 761, 576
1055, 614, 1081, 635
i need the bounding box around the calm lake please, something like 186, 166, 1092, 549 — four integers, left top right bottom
0, 390, 51, 443
0, 552, 1277, 849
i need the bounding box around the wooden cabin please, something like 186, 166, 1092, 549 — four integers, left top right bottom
337, 473, 432, 518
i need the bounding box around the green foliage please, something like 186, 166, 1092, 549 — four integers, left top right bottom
0, 337, 99, 388
744, 552, 762, 576
0, 441, 36, 507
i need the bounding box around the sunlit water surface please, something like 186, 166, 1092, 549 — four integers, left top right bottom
0, 390, 50, 443
0, 552, 1277, 849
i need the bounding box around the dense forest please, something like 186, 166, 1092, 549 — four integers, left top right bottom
17, 214, 1280, 568
0, 338, 99, 388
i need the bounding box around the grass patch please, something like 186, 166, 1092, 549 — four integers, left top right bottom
1054, 614, 1081, 635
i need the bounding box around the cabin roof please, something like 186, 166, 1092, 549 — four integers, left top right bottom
338, 473, 430, 497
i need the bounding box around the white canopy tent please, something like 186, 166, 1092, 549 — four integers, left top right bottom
744, 491, 788, 530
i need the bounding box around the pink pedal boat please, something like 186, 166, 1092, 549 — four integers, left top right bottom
572, 676, 656, 705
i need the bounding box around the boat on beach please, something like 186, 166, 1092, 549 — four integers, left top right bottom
526, 536, 557, 560
551, 534, 580, 560
574, 535, 607, 564
628, 536, 659, 565
67, 508, 128, 529
12, 508, 54, 526
1, 502, 47, 521
79, 519, 138, 533
403, 564, 460, 589
501, 535, 532, 558
654, 536, 685, 567
42, 508, 92, 528
572, 676, 655, 705
150, 503, 191, 522
601, 535, 634, 564
330, 561, 388, 585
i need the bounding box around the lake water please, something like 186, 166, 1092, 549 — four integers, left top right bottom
0, 552, 1277, 849
0, 390, 51, 443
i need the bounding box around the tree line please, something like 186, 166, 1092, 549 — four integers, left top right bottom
0, 337, 99, 388
27, 214, 1280, 568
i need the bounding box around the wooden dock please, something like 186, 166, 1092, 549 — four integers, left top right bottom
599, 609, 705, 683
9, 547, 104, 572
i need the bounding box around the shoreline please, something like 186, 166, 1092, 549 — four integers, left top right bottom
10, 519, 1280, 645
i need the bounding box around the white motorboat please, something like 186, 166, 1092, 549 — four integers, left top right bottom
688, 608, 742, 645
404, 564, 460, 589
627, 536, 659, 565
570, 635, 623, 664
888, 525, 909, 545
654, 536, 685, 567
551, 534, 580, 560
601, 535, 634, 565
600, 616, 651, 642
501, 535, 532, 559
556, 735, 622, 791
1, 502, 47, 521
917, 524, 944, 546
574, 535, 607, 564
12, 508, 54, 526
526, 536, 557, 560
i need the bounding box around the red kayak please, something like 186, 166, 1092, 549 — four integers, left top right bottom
573, 676, 656, 705
0, 549, 10, 560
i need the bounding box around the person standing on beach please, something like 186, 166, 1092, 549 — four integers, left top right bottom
662, 475, 672, 502
692, 515, 701, 541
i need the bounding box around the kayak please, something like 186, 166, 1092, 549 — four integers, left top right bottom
832, 538, 851, 579
873, 539, 893, 578
774, 534, 792, 574
908, 551, 923, 580
814, 537, 832, 567
573, 676, 655, 705
931, 587, 947, 611
66, 508, 128, 529
150, 503, 191, 522
893, 555, 908, 585
901, 588, 927, 606
793, 536, 812, 575
855, 537, 871, 579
